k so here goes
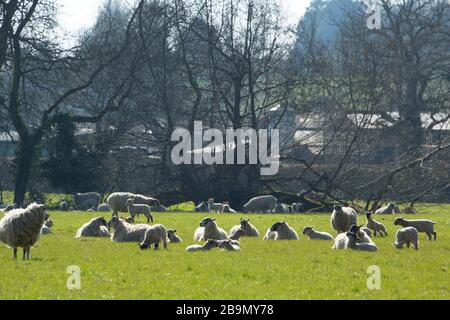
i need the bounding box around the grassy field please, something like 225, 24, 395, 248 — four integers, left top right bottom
0, 203, 448, 300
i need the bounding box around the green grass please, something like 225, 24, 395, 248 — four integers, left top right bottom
0, 204, 449, 300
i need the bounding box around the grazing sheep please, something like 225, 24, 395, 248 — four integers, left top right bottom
291, 203, 304, 213
73, 192, 101, 211
365, 212, 388, 237
167, 229, 182, 243
273, 202, 290, 213
195, 201, 209, 212
75, 217, 110, 238
229, 218, 260, 237
193, 217, 228, 241
107, 192, 160, 217
0, 203, 48, 260
59, 201, 69, 211
375, 203, 397, 215
218, 239, 241, 251
139, 224, 168, 250
186, 239, 220, 252
394, 217, 437, 240
41, 218, 54, 235
228, 228, 246, 241
302, 226, 333, 240
126, 198, 153, 223
345, 231, 378, 252
208, 198, 225, 213
330, 205, 358, 234
243, 195, 277, 213
222, 202, 236, 213
402, 206, 417, 214
393, 227, 419, 250
108, 216, 151, 242
332, 225, 374, 249
268, 222, 299, 240
97, 203, 111, 212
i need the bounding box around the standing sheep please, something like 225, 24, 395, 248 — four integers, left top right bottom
167, 229, 182, 243
126, 198, 154, 223
208, 198, 225, 213
107, 192, 160, 217
365, 212, 388, 237
268, 222, 299, 240
302, 226, 333, 240
229, 218, 260, 237
186, 239, 220, 252
73, 192, 101, 211
393, 227, 419, 250
108, 216, 151, 243
139, 224, 168, 250
394, 217, 437, 240
0, 203, 48, 260
193, 217, 228, 241
330, 205, 358, 234
222, 203, 236, 213
375, 203, 397, 215
75, 217, 110, 238
243, 195, 277, 213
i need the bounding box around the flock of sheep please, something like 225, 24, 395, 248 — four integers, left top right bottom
0, 192, 439, 260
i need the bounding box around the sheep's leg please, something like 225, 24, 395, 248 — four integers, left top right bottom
432, 232, 437, 241
13, 247, 17, 259
162, 238, 168, 249
406, 242, 410, 248
26, 247, 30, 260
374, 230, 377, 237
154, 242, 159, 251
22, 248, 27, 260
426, 232, 432, 240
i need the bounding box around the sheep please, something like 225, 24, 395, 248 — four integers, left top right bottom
332, 225, 374, 249
167, 229, 182, 243
97, 203, 111, 212
273, 202, 290, 213
138, 224, 168, 250
268, 222, 299, 240
73, 192, 101, 211
218, 239, 241, 251
193, 217, 228, 241
195, 201, 209, 212
222, 202, 236, 213
330, 205, 358, 234
107, 192, 160, 217
229, 218, 260, 237
302, 226, 333, 240
243, 195, 277, 213
365, 212, 388, 237
394, 217, 437, 240
291, 203, 304, 213
360, 226, 372, 237
107, 216, 151, 243
228, 228, 246, 241
153, 204, 168, 212
186, 239, 220, 252
345, 231, 378, 252
59, 201, 69, 211
208, 198, 225, 213
402, 206, 417, 214
126, 198, 153, 223
393, 227, 419, 250
263, 227, 277, 240
0, 203, 48, 260
75, 217, 110, 238
41, 218, 54, 235
375, 203, 397, 215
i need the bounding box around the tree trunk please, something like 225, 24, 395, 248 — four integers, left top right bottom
13, 139, 35, 207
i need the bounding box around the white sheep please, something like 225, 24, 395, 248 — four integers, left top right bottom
394, 217, 437, 240
218, 239, 241, 251
59, 201, 69, 211
229, 218, 260, 237
139, 224, 168, 250
193, 217, 228, 241
107, 192, 160, 217
330, 205, 358, 234
302, 226, 333, 240
208, 198, 225, 213
108, 216, 151, 243
126, 198, 153, 223
195, 201, 209, 212
345, 231, 378, 252
291, 203, 304, 213
0, 203, 48, 260
167, 229, 182, 243
73, 192, 101, 211
365, 212, 388, 236
273, 202, 290, 213
375, 203, 397, 215
332, 225, 374, 249
228, 228, 246, 241
75, 217, 110, 238
97, 203, 111, 212
267, 221, 299, 240
186, 239, 220, 252
263, 227, 277, 240
360, 226, 372, 237
393, 227, 419, 250
222, 203, 236, 213
243, 195, 277, 213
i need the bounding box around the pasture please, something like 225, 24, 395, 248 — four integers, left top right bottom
0, 204, 448, 300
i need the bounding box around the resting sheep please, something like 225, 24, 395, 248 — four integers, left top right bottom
302, 226, 333, 240
394, 217, 437, 240
345, 231, 378, 252
228, 228, 246, 241
0, 203, 48, 260
365, 212, 388, 237
107, 192, 160, 217
186, 239, 220, 252
108, 216, 151, 243
167, 229, 182, 243
332, 225, 374, 249
193, 217, 228, 241
229, 218, 260, 237
273, 202, 289, 213
126, 198, 153, 223
291, 203, 304, 213
139, 224, 168, 250
267, 222, 299, 240
243, 195, 277, 213
75, 217, 110, 238
375, 203, 397, 215
97, 203, 111, 212
330, 205, 357, 234
393, 227, 419, 250
73, 192, 101, 211
218, 239, 241, 251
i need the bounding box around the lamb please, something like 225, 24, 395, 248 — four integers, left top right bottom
107, 192, 160, 217
97, 203, 111, 212
73, 192, 101, 211
229, 218, 260, 237
228, 228, 246, 241
108, 216, 151, 242
242, 195, 277, 213
218, 239, 241, 251
365, 212, 387, 237
394, 217, 437, 240
138, 224, 168, 250
41, 218, 54, 235
222, 202, 236, 213
167, 229, 182, 243
186, 239, 220, 252
375, 203, 397, 215
195, 201, 209, 212
302, 226, 333, 240
291, 203, 304, 213
0, 203, 48, 260
268, 222, 299, 240
208, 198, 225, 213
332, 225, 374, 249
126, 198, 153, 223
193, 217, 228, 241
345, 231, 378, 252
360, 226, 372, 237
330, 205, 358, 234
75, 217, 110, 238
59, 201, 69, 211
393, 227, 419, 250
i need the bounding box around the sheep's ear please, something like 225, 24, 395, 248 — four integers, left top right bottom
211, 218, 216, 221
173, 230, 177, 233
